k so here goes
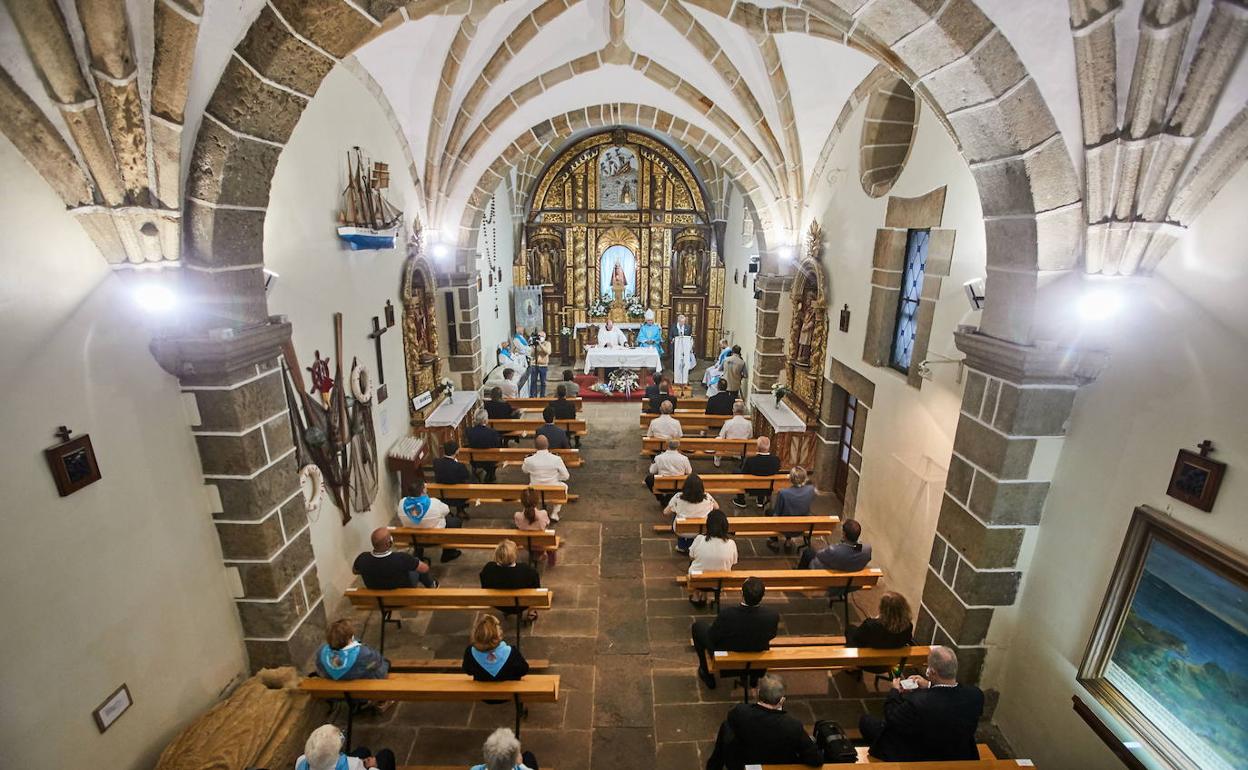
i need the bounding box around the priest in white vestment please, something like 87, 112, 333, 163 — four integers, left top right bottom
671, 313, 695, 385
597, 320, 628, 348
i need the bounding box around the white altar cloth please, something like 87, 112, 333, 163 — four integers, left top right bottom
749, 394, 806, 433
584, 346, 662, 374
426, 390, 478, 427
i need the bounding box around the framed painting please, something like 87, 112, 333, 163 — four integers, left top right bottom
1078, 506, 1247, 770
1165, 448, 1225, 512
44, 433, 102, 497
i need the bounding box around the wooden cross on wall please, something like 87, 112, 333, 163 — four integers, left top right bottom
1196, 439, 1215, 457
369, 315, 390, 403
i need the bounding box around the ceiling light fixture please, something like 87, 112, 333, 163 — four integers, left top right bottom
1076, 286, 1124, 322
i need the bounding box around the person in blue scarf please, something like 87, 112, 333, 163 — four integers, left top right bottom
636, 309, 664, 357
470, 727, 540, 770
315, 618, 389, 682
462, 614, 530, 684
296, 723, 396, 770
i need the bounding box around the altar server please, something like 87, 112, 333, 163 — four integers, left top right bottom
597, 319, 628, 348
672, 313, 695, 385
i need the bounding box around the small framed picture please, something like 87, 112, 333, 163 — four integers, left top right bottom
1166, 448, 1225, 512
45, 433, 102, 497
93, 684, 132, 733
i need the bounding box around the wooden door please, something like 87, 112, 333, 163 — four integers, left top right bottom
833, 395, 858, 500
671, 296, 706, 358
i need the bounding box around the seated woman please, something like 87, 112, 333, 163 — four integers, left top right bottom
512, 488, 554, 566
462, 614, 531, 682
479, 539, 542, 622
687, 510, 738, 607
664, 473, 719, 555
296, 723, 396, 770
471, 727, 539, 770
846, 591, 914, 680
315, 618, 389, 681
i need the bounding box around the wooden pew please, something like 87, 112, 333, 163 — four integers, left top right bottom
766, 744, 1020, 768
654, 515, 838, 546
641, 436, 757, 460
300, 673, 559, 742
345, 587, 553, 652
389, 525, 560, 565
650, 473, 792, 497
640, 412, 730, 431
678, 568, 883, 621
426, 483, 577, 510
389, 658, 549, 672
707, 645, 932, 702
509, 396, 583, 412
491, 417, 588, 437
457, 446, 583, 468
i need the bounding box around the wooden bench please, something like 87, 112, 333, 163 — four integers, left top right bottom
640, 412, 730, 430
491, 417, 588, 437
389, 658, 550, 672
654, 515, 838, 546
345, 587, 554, 652
457, 446, 583, 468
678, 568, 883, 621
650, 473, 792, 497
768, 745, 1025, 768
389, 525, 560, 565
641, 436, 758, 459
426, 483, 577, 510
300, 673, 559, 742
707, 645, 931, 702
509, 396, 583, 412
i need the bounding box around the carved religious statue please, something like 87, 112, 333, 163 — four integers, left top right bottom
611, 260, 628, 303
534, 243, 560, 287
681, 249, 701, 288
795, 285, 817, 365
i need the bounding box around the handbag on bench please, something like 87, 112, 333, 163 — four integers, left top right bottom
813, 719, 858, 763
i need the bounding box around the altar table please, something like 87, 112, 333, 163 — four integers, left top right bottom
584, 346, 662, 381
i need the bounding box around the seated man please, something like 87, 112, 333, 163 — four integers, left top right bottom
704, 383, 736, 415
644, 438, 692, 505
732, 436, 781, 509
714, 400, 752, 468
464, 410, 503, 482
860, 646, 984, 762
644, 371, 662, 401
354, 527, 437, 589
691, 576, 778, 690
433, 440, 472, 516
647, 379, 679, 414
499, 367, 520, 398
399, 478, 463, 562
560, 369, 580, 397
521, 434, 570, 522
549, 385, 580, 447
536, 407, 571, 449
647, 400, 683, 440
706, 674, 822, 770
801, 518, 872, 606
483, 386, 521, 446
766, 466, 817, 553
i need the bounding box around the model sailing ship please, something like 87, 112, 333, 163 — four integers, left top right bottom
337, 146, 403, 250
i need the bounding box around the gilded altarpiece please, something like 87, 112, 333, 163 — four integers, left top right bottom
520, 129, 724, 359
785, 223, 829, 423
400, 235, 442, 421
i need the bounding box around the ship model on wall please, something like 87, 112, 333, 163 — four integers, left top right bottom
337, 146, 403, 250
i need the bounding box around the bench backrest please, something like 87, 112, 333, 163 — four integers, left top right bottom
684, 568, 882, 591
651, 473, 791, 494
641, 437, 755, 455
509, 397, 583, 411
491, 418, 588, 435
426, 483, 570, 503
299, 672, 560, 702
764, 758, 1026, 769
458, 447, 582, 466
671, 515, 838, 535
389, 526, 558, 549
710, 645, 931, 671
345, 587, 553, 611
640, 413, 730, 428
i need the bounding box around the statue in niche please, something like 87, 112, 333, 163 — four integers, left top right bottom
793, 282, 818, 366
611, 260, 628, 302
533, 243, 561, 288
681, 249, 701, 289
600, 243, 636, 302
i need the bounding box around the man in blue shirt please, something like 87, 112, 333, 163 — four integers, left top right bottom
767, 466, 818, 553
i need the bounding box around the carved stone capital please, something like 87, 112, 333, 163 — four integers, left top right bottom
954, 329, 1108, 386
150, 320, 291, 384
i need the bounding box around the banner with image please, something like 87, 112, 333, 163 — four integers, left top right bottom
513, 286, 544, 335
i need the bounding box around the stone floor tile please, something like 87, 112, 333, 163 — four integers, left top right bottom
654, 702, 730, 743
593, 654, 655, 728
653, 672, 701, 704
392, 700, 474, 727
656, 740, 701, 770
531, 608, 598, 637
592, 727, 657, 770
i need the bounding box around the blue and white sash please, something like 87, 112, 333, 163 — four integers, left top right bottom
298, 755, 350, 770
401, 495, 431, 525
319, 642, 362, 681
470, 641, 513, 678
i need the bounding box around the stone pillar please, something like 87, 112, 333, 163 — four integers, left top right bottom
752, 273, 790, 394
439, 271, 484, 390
915, 330, 1105, 683
152, 322, 326, 671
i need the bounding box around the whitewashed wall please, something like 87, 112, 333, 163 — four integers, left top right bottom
720, 184, 760, 362
476, 181, 516, 377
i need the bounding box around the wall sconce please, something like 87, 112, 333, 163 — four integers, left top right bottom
839, 303, 851, 332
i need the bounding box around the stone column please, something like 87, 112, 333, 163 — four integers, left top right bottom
439, 271, 484, 390
915, 330, 1105, 683
752, 273, 790, 394
152, 322, 326, 671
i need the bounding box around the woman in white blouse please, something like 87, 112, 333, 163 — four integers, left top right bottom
665, 474, 719, 555
688, 509, 738, 607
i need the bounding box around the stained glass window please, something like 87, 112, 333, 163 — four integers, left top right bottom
889, 229, 930, 373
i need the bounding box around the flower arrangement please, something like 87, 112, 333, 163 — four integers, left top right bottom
560, 325, 573, 337
587, 292, 612, 318
770, 381, 789, 407
607, 368, 641, 394
437, 377, 455, 398
626, 296, 646, 318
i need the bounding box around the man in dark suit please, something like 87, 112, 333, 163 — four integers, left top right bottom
733, 436, 782, 509
648, 379, 679, 414
691, 577, 779, 690
464, 410, 502, 482
704, 385, 736, 415
549, 385, 580, 447
706, 674, 823, 770
644, 372, 662, 402
432, 440, 472, 516
483, 386, 521, 446
536, 407, 571, 449
860, 646, 984, 762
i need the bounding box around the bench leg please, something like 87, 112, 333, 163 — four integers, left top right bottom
343, 693, 355, 751
514, 694, 525, 736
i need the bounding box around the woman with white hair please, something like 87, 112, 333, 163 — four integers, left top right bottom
470, 727, 539, 770
295, 724, 395, 770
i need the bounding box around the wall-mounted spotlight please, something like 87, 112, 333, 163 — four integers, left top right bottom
431, 242, 450, 260
263, 268, 279, 293
776, 245, 794, 261
133, 283, 177, 314
1077, 286, 1124, 322
963, 277, 985, 311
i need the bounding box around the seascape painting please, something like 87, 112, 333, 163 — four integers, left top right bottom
1104, 539, 1248, 770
